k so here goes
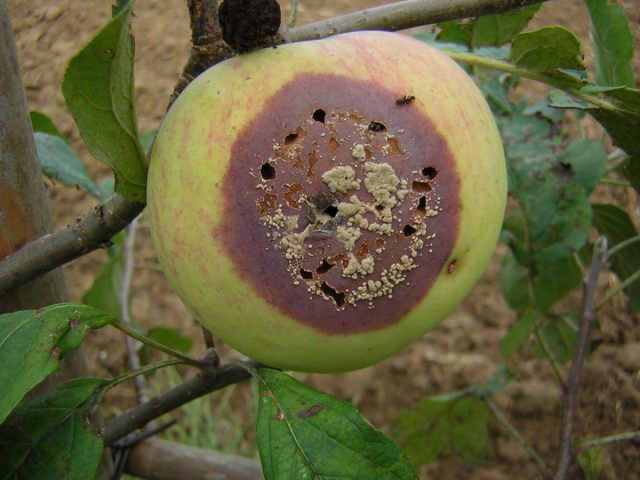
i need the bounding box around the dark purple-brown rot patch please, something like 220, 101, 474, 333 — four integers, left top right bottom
217, 73, 460, 335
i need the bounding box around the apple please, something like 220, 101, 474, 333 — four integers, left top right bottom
147, 31, 507, 373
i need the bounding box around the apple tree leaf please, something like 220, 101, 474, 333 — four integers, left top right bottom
577, 445, 606, 480
471, 4, 541, 48
510, 26, 585, 71
499, 114, 592, 266
437, 4, 540, 49
30, 111, 64, 139
397, 397, 492, 467
436, 20, 473, 47
532, 314, 579, 364
34, 132, 103, 200
584, 0, 635, 88
255, 368, 417, 480
468, 365, 515, 397
549, 85, 640, 193
500, 309, 535, 357
0, 304, 114, 425
82, 234, 124, 319
592, 204, 640, 312
499, 248, 530, 312
62, 0, 147, 202
0, 377, 107, 480
557, 140, 607, 194
146, 327, 193, 354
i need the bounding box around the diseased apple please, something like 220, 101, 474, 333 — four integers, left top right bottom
147, 31, 507, 373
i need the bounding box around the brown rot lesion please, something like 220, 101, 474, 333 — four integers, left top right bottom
252, 105, 450, 311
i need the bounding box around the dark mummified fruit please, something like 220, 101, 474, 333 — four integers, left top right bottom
218, 0, 281, 52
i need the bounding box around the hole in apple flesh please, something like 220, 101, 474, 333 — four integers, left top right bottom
416, 196, 427, 214
320, 282, 346, 307
324, 205, 338, 217
260, 162, 276, 180
316, 259, 334, 274
367, 121, 386, 132
299, 268, 313, 280
412, 180, 431, 192
284, 132, 298, 144
421, 166, 438, 179
312, 108, 326, 123
403, 224, 417, 236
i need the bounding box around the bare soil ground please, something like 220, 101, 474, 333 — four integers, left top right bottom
7, 0, 640, 478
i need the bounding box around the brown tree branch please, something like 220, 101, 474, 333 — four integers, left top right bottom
102, 359, 260, 446
124, 438, 263, 480
0, 194, 144, 297
169, 0, 232, 106
284, 0, 548, 42
555, 237, 608, 480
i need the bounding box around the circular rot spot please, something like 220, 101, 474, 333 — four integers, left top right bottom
217, 73, 460, 335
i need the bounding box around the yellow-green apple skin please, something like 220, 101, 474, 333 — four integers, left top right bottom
147, 31, 507, 373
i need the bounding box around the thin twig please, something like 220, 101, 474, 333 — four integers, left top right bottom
111, 320, 211, 368
102, 357, 261, 446
574, 430, 640, 455
527, 267, 567, 388
119, 217, 149, 406
597, 268, 640, 309
555, 237, 608, 480
284, 0, 548, 42
108, 358, 186, 390
288, 0, 299, 28
485, 398, 553, 480
607, 235, 640, 259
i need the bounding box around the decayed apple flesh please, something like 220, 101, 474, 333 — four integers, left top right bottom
218, 73, 460, 335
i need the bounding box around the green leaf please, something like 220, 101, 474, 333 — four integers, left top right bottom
0, 377, 106, 479
82, 235, 124, 319
34, 132, 103, 199
468, 365, 514, 397
394, 396, 492, 467
557, 140, 608, 194
511, 26, 585, 71
498, 108, 592, 268
584, 0, 635, 87
0, 304, 114, 424
509, 155, 592, 265
62, 1, 147, 202
499, 249, 530, 311
548, 86, 640, 191
112, 0, 132, 17
471, 4, 541, 48
500, 310, 534, 357
592, 204, 640, 312
255, 368, 417, 480
625, 157, 640, 193
30, 111, 64, 138
436, 20, 473, 47
534, 256, 583, 311
141, 130, 157, 155
533, 314, 579, 364
499, 244, 583, 316
146, 327, 193, 354
577, 445, 606, 480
